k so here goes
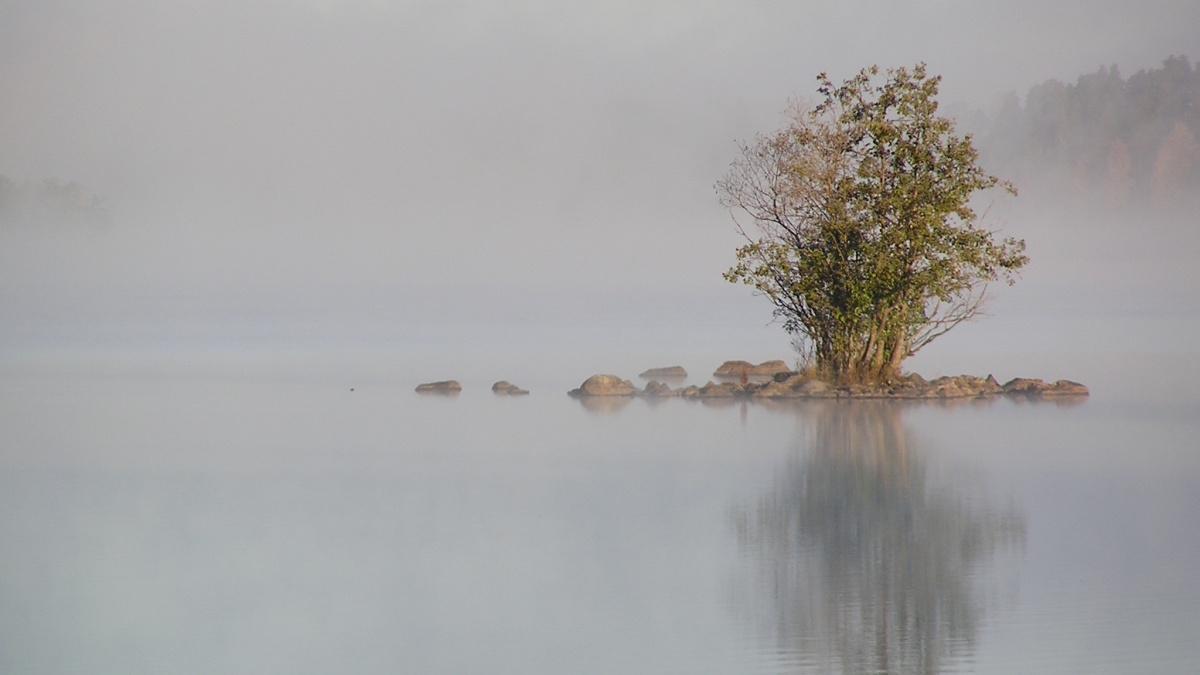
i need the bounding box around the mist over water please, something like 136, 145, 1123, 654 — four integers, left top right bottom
2, 1, 1199, 363
2, 359, 1198, 673
2, 1, 1200, 673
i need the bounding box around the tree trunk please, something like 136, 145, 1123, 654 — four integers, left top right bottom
885, 324, 908, 380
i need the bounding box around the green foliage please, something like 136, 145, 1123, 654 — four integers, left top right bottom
718, 64, 1027, 384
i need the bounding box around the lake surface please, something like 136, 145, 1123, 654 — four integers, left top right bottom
1, 354, 1198, 674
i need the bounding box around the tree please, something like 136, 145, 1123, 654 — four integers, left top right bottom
718, 64, 1028, 384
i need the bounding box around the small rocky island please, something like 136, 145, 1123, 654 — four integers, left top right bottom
569, 367, 1088, 400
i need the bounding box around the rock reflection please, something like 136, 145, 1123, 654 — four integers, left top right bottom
573, 395, 633, 414
733, 402, 1025, 674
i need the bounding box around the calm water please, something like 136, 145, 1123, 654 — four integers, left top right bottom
1, 355, 1198, 674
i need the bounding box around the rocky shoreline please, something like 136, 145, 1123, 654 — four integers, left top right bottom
415, 360, 1088, 400
568, 371, 1088, 400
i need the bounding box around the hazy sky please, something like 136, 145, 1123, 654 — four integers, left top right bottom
1, 0, 1197, 360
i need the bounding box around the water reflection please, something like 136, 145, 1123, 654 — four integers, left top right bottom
573, 394, 634, 414
733, 402, 1026, 674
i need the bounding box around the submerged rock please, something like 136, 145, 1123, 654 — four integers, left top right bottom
416, 380, 461, 394
568, 374, 637, 397
492, 381, 530, 395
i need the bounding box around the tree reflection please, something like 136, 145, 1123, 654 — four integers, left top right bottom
733, 402, 1025, 674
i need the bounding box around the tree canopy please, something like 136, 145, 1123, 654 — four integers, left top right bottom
718, 64, 1027, 384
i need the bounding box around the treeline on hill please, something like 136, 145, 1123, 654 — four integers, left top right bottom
0, 175, 110, 227
978, 55, 1199, 205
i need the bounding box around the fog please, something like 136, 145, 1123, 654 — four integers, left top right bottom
2, 0, 1198, 367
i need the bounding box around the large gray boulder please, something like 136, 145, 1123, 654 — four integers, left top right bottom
568, 374, 637, 397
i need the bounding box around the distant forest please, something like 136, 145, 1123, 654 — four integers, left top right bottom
0, 175, 110, 227
976, 55, 1199, 204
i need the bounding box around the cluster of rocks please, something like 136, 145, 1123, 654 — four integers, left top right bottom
418, 361, 1089, 401
415, 380, 529, 395
569, 371, 1088, 400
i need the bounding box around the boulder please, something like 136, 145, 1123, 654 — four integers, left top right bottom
752, 380, 801, 398
926, 377, 969, 398
1042, 379, 1089, 396
697, 381, 740, 397
1002, 377, 1049, 395
640, 380, 675, 397
1002, 377, 1088, 397
568, 374, 637, 397
416, 380, 461, 394
713, 359, 792, 376
492, 381, 530, 395
712, 360, 753, 376
905, 372, 929, 387
639, 366, 687, 378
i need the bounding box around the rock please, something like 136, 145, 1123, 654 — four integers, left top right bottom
752, 380, 801, 398
926, 377, 968, 398
568, 374, 637, 397
697, 381, 740, 397
713, 359, 792, 376
639, 366, 687, 378
1042, 379, 1089, 396
1002, 377, 1049, 395
898, 374, 997, 399
416, 380, 461, 394
1002, 377, 1087, 397
492, 381, 530, 395
640, 380, 674, 397
676, 385, 701, 398
712, 360, 753, 376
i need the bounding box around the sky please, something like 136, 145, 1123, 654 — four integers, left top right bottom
1, 0, 1197, 366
